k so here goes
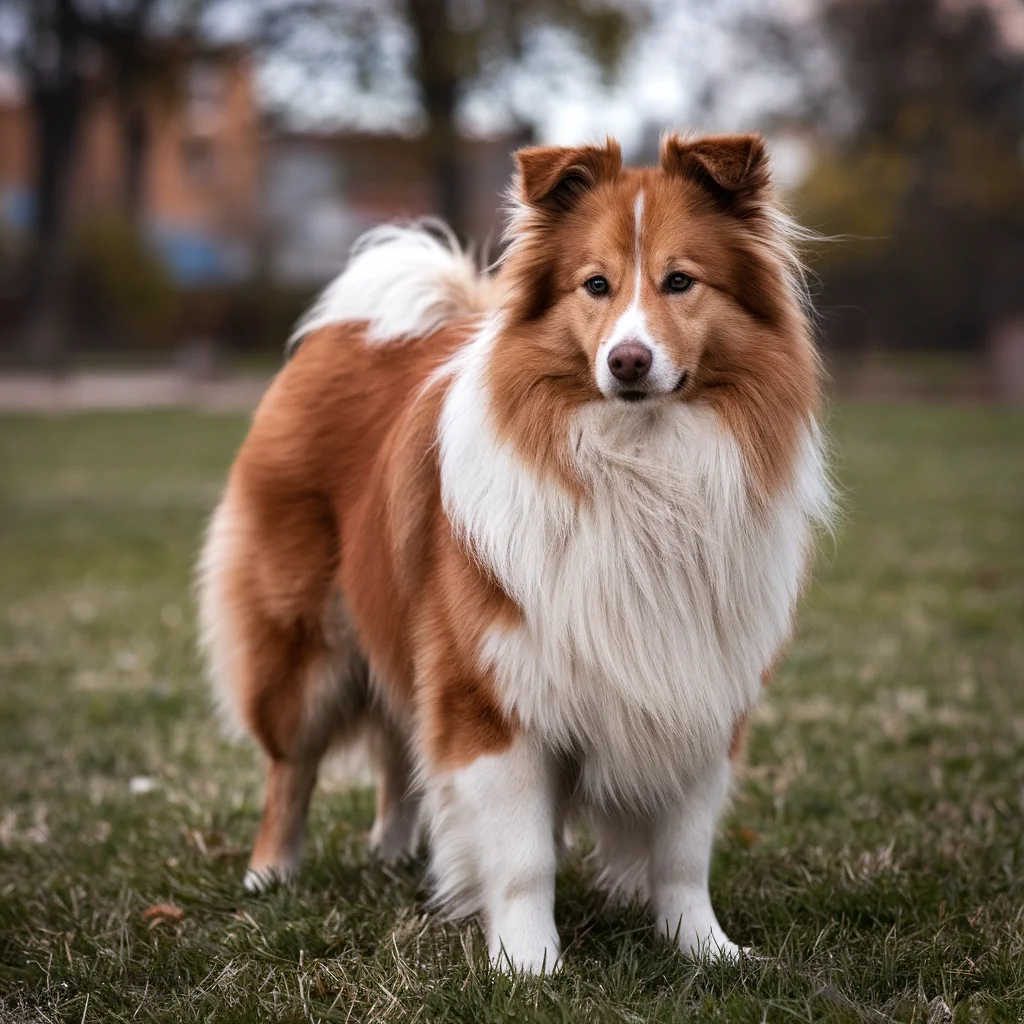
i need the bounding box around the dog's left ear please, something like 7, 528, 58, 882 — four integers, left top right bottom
660, 133, 770, 211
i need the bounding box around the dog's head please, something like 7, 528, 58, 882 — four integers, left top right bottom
490, 132, 821, 490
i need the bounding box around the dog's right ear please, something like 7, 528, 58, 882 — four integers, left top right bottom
659, 133, 771, 215
514, 139, 622, 214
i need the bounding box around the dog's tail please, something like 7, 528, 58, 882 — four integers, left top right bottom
287, 220, 496, 355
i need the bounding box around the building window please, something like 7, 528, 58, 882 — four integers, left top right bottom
185, 61, 224, 133
181, 136, 217, 187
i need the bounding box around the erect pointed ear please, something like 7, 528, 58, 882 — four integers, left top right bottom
514, 139, 622, 213
660, 133, 770, 210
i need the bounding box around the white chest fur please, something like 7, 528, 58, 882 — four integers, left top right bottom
437, 330, 831, 808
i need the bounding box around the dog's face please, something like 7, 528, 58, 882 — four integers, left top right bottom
500, 134, 809, 410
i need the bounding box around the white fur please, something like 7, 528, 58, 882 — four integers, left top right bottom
424, 737, 561, 972
596, 304, 681, 398
587, 804, 652, 905
647, 758, 740, 959
588, 758, 740, 959
289, 221, 491, 349
438, 321, 831, 809
196, 497, 249, 739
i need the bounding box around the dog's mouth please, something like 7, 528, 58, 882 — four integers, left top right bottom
615, 371, 689, 404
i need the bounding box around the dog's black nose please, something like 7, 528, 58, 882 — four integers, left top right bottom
608, 342, 652, 382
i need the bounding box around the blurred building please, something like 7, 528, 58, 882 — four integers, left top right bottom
264, 131, 516, 284
0, 45, 261, 286
0, 69, 31, 241
0, 50, 518, 295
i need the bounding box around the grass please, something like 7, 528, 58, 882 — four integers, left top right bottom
0, 405, 1022, 1023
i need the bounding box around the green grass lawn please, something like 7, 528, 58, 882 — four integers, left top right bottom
0, 406, 1022, 1023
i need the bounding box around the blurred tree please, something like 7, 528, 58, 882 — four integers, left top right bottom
401, 0, 648, 239
0, 0, 88, 365
750, 0, 1024, 351
91, 0, 172, 221
256, 0, 651, 238
74, 211, 179, 348
0, 0, 209, 364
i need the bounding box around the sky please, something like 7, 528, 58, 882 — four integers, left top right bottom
487, 0, 803, 149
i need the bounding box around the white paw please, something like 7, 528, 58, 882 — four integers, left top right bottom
680, 933, 749, 963
243, 865, 291, 894
490, 942, 561, 975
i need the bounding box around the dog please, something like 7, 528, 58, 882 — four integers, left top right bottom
197, 132, 832, 973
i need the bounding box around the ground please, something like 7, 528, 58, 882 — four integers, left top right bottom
0, 405, 1022, 1023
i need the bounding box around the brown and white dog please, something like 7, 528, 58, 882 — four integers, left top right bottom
197, 132, 832, 972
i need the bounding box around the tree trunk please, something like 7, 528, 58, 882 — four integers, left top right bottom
24, 57, 84, 371
425, 97, 464, 239
120, 99, 149, 221
403, 0, 466, 239
110, 2, 156, 224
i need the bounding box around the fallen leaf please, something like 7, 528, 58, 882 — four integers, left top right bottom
143, 903, 184, 928
732, 826, 762, 849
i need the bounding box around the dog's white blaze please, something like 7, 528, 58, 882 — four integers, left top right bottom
595, 189, 679, 396
633, 189, 645, 300
439, 321, 832, 807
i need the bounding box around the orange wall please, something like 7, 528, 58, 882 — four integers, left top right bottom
0, 50, 260, 242
146, 53, 260, 235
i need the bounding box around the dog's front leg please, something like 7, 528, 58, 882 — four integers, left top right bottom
649, 755, 741, 961
428, 736, 561, 973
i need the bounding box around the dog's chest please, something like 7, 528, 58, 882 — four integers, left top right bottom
439, 380, 825, 803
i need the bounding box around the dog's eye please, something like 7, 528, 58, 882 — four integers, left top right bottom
664, 272, 694, 294
584, 275, 609, 297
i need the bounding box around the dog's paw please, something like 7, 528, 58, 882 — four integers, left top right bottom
681, 934, 751, 964
367, 814, 420, 865
490, 942, 562, 976
243, 865, 291, 894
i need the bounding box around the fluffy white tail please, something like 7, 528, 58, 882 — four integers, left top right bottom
289, 220, 494, 352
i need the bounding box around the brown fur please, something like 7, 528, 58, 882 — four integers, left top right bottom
223, 322, 518, 755
212, 323, 522, 874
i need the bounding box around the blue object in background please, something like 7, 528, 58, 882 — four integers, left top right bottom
0, 186, 34, 232
148, 225, 246, 286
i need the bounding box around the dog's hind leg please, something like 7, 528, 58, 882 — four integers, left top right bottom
246, 755, 322, 892
367, 712, 420, 863
588, 806, 651, 907
199, 496, 369, 890
241, 600, 370, 891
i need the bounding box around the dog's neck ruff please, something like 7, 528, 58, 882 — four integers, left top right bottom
437, 321, 830, 806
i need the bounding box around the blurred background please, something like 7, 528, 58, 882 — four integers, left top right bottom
0, 0, 1022, 405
